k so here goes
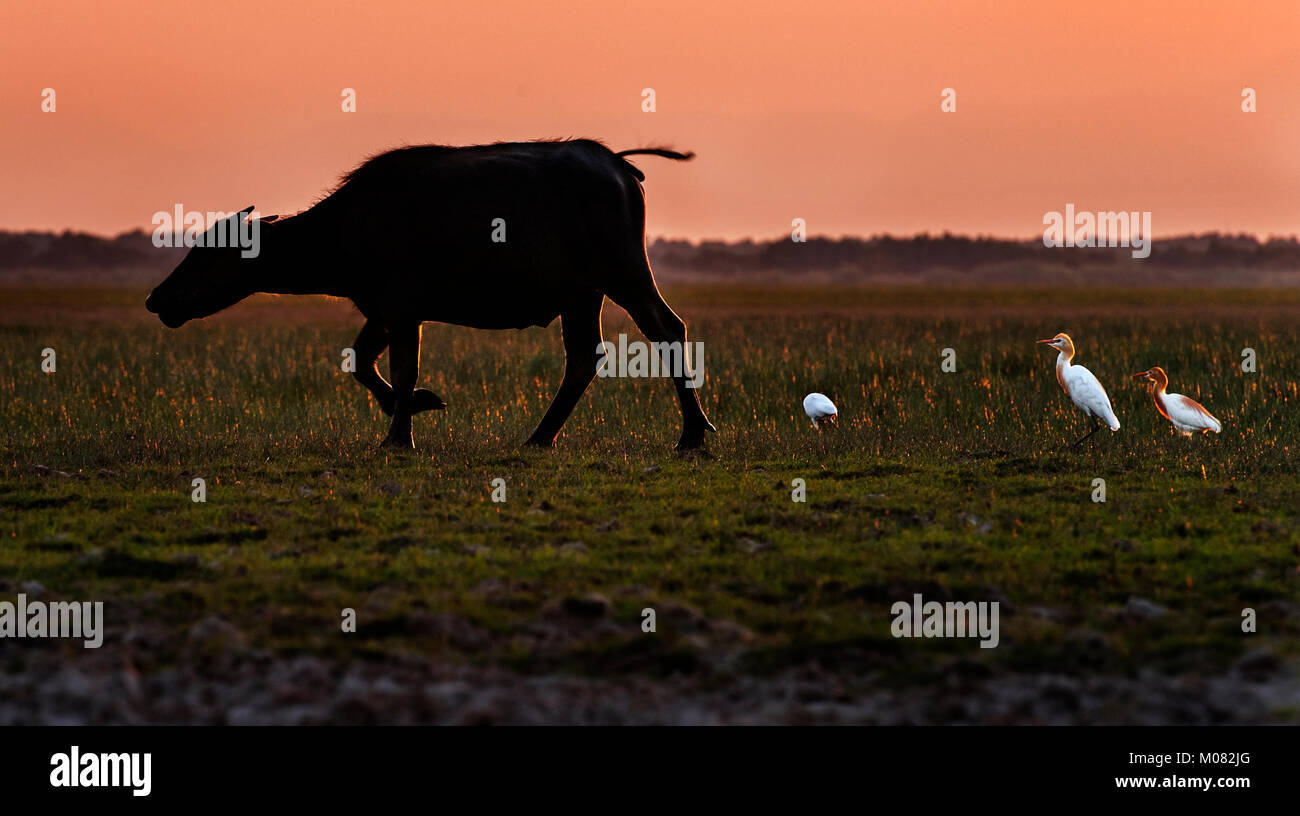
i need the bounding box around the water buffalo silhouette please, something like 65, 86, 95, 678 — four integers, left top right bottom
146, 139, 716, 451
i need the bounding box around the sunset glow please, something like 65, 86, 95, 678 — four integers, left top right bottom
3, 0, 1297, 239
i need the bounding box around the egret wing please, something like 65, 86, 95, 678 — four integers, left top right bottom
1167, 392, 1221, 433
1065, 366, 1120, 430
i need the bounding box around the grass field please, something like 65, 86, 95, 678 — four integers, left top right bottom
2, 283, 1298, 723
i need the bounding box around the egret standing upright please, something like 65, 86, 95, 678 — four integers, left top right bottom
1132, 366, 1222, 436
1037, 332, 1120, 446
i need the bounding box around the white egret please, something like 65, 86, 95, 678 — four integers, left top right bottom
803, 393, 838, 429
1133, 367, 1222, 436
1037, 332, 1120, 445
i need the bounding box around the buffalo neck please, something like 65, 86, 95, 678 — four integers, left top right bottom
247, 214, 352, 298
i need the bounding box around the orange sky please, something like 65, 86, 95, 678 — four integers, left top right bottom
3, 0, 1297, 240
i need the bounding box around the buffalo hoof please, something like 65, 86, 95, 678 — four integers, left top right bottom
413, 389, 446, 414
379, 389, 445, 417
675, 430, 711, 452
379, 436, 415, 452
522, 435, 556, 449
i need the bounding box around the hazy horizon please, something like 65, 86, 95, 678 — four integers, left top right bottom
4, 223, 1297, 245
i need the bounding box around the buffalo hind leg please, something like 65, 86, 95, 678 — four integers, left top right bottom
380, 322, 422, 450
613, 287, 716, 450
525, 297, 604, 447
351, 319, 445, 417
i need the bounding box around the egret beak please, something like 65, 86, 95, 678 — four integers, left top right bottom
828, 415, 837, 425
1132, 370, 1150, 379
1036, 338, 1056, 345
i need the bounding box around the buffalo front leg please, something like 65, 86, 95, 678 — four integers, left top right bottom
380, 322, 421, 450
524, 297, 604, 447
351, 319, 445, 416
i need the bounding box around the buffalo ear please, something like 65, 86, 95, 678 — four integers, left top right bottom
259, 214, 280, 223
239, 205, 256, 219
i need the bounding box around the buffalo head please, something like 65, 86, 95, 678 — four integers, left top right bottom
146, 206, 271, 328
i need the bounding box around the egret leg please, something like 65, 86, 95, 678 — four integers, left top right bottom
1071, 420, 1104, 448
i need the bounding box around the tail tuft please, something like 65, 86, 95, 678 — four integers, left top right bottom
615, 147, 694, 181
616, 147, 695, 161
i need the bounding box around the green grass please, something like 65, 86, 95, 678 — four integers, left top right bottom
1, 284, 1297, 690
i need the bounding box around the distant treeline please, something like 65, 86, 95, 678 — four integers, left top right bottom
650, 233, 1300, 275
0, 230, 184, 276
1, 229, 1298, 283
